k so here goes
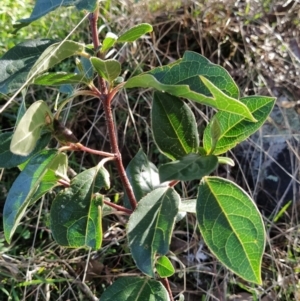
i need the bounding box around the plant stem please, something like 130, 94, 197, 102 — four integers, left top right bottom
77, 143, 116, 157
58, 144, 115, 157
89, 10, 107, 94
160, 278, 174, 301
57, 179, 70, 187
103, 200, 132, 214
169, 180, 179, 187
89, 11, 138, 210
102, 93, 138, 210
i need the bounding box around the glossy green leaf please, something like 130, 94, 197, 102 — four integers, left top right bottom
10, 100, 53, 156
196, 176, 265, 284
90, 57, 121, 83
152, 91, 199, 160
127, 51, 239, 98
159, 153, 218, 182
200, 76, 255, 122
13, 0, 97, 32
100, 277, 169, 301
0, 132, 51, 168
28, 41, 86, 81
125, 149, 160, 207
125, 51, 256, 121
49, 57, 93, 92
3, 150, 62, 243
50, 165, 110, 249
203, 95, 276, 155
128, 187, 180, 277
29, 152, 68, 206
156, 256, 175, 278
0, 39, 57, 94
117, 23, 153, 42
34, 72, 90, 86
101, 32, 118, 53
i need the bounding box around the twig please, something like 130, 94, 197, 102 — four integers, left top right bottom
102, 93, 138, 210
88, 11, 137, 210
103, 200, 133, 214
89, 10, 107, 94
59, 143, 116, 158
168, 180, 179, 187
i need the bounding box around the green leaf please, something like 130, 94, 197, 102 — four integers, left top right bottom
130, 51, 239, 98
50, 165, 110, 249
209, 114, 222, 154
10, 100, 53, 156
3, 150, 62, 243
125, 149, 161, 206
203, 95, 276, 155
34, 72, 90, 86
152, 91, 199, 160
46, 57, 94, 91
0, 132, 51, 168
0, 39, 57, 94
125, 51, 256, 121
13, 0, 97, 32
196, 176, 265, 284
29, 152, 69, 206
100, 277, 169, 301
76, 56, 94, 80
117, 23, 153, 42
59, 84, 74, 95
101, 32, 118, 53
200, 76, 256, 122
127, 187, 180, 277
159, 153, 218, 182
90, 57, 121, 83
94, 165, 110, 191
155, 256, 175, 278
28, 41, 86, 81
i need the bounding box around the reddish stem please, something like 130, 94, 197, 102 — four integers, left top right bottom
57, 179, 70, 187
89, 11, 107, 94
102, 94, 138, 210
103, 200, 132, 214
88, 11, 138, 210
58, 143, 115, 157
160, 278, 174, 301
168, 180, 179, 187
77, 143, 116, 157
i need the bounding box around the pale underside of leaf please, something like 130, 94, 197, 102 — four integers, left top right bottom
10, 100, 52, 156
